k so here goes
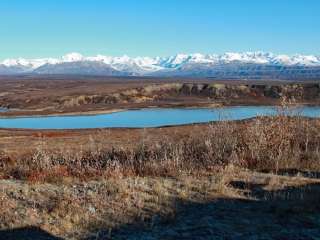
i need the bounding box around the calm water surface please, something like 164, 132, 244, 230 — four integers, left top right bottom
0, 106, 320, 129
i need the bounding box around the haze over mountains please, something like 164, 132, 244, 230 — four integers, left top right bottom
1, 52, 320, 79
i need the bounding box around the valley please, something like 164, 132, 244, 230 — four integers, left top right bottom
2, 1, 320, 239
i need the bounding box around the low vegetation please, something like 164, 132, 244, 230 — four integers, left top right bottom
55, 82, 320, 109
1, 99, 320, 239
1, 100, 319, 183
1, 79, 320, 117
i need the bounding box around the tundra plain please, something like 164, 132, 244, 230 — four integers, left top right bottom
0, 76, 320, 239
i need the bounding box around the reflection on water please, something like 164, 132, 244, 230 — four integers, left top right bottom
0, 106, 319, 129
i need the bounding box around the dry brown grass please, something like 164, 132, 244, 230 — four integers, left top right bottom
1, 168, 319, 239
1, 102, 319, 183
1, 104, 320, 238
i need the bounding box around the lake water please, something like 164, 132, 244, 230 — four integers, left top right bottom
0, 106, 319, 129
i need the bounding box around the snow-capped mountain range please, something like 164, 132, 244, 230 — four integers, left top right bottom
1, 52, 320, 79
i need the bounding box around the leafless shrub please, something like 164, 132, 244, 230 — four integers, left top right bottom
1, 101, 320, 182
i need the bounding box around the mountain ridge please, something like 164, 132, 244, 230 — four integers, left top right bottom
1, 52, 320, 79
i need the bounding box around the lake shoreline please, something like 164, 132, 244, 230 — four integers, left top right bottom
0, 101, 319, 118
0, 106, 319, 130
1, 78, 320, 118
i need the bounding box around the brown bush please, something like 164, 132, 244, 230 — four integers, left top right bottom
1, 104, 320, 182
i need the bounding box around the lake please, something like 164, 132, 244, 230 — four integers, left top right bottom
0, 106, 319, 129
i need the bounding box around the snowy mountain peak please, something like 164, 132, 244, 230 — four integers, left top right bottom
2, 58, 28, 67
1, 52, 320, 78
62, 52, 84, 62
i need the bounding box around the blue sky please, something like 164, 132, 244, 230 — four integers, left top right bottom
0, 0, 319, 60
